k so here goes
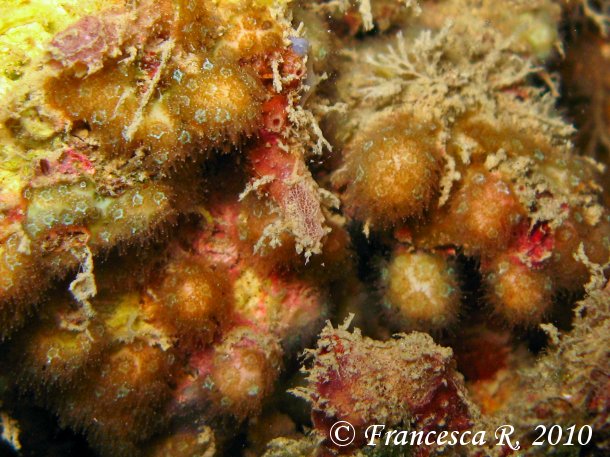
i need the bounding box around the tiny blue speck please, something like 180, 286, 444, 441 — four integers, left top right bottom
289, 36, 309, 56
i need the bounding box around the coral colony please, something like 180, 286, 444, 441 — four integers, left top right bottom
0, 0, 608, 456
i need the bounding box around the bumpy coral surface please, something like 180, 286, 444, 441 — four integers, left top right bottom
0, 1, 609, 456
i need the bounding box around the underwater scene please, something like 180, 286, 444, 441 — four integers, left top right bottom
0, 1, 609, 456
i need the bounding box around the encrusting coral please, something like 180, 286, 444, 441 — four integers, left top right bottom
0, 0, 335, 339
0, 1, 609, 456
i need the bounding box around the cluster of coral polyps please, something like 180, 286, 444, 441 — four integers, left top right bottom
0, 0, 609, 456
0, 0, 333, 336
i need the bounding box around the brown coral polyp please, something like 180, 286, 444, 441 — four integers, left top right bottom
338, 111, 443, 226
382, 249, 461, 332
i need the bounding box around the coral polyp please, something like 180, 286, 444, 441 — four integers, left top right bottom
381, 248, 460, 332
335, 111, 443, 227
483, 253, 554, 325
145, 254, 230, 346
0, 1, 609, 456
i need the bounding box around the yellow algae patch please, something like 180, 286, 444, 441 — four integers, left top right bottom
0, 0, 124, 97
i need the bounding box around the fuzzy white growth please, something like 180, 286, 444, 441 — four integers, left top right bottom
286, 101, 332, 156
358, 0, 374, 31
239, 175, 275, 201
492, 154, 570, 230
113, 306, 173, 350
453, 132, 477, 165
353, 21, 573, 139
317, 187, 341, 210
122, 38, 175, 141
69, 244, 97, 320
254, 216, 286, 255
196, 426, 217, 457
438, 152, 460, 207
365, 24, 536, 104
484, 148, 508, 171
357, 28, 453, 104
574, 242, 610, 293
0, 412, 21, 451
271, 54, 284, 93
263, 435, 323, 457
